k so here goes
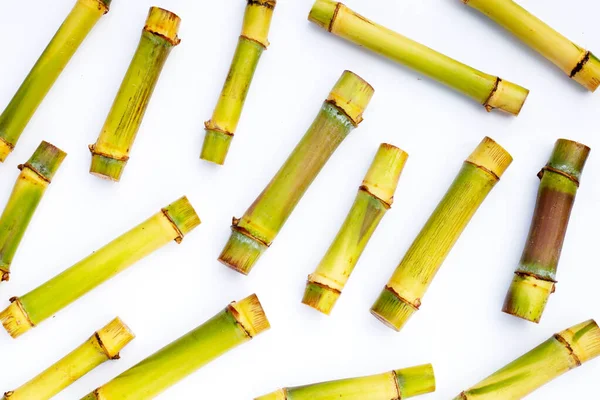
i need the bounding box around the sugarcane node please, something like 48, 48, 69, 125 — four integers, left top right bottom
160, 208, 185, 244
483, 77, 501, 112
537, 166, 580, 187
554, 333, 583, 366
81, 0, 110, 14
204, 120, 234, 137
359, 185, 392, 209
1, 269, 9, 282
17, 163, 51, 184
570, 51, 591, 78
390, 370, 402, 398
248, 0, 276, 9
306, 278, 342, 295
231, 222, 271, 248
0, 137, 14, 150
87, 145, 130, 162
144, 7, 181, 46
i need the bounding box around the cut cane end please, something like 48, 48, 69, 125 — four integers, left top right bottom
201, 129, 233, 165
467, 137, 513, 179
162, 196, 201, 239
328, 70, 375, 126
572, 52, 600, 92
219, 229, 267, 275
395, 364, 436, 398
371, 287, 417, 332
484, 79, 529, 116
502, 273, 555, 324
230, 294, 270, 337
96, 317, 135, 359
362, 143, 408, 206
308, 0, 338, 30
0, 298, 33, 339
546, 139, 591, 182
302, 281, 341, 315
89, 153, 127, 182
145, 7, 181, 46
25, 141, 67, 182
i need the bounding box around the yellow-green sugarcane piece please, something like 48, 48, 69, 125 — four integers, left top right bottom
503, 139, 590, 323
372, 137, 512, 331
3, 317, 134, 400
256, 364, 435, 400
303, 143, 408, 315
462, 0, 600, 91
89, 7, 181, 181
202, 0, 277, 165
0, 196, 200, 339
218, 70, 374, 275
0, 0, 111, 162
83, 294, 270, 400
309, 0, 529, 116
455, 319, 600, 400
0, 141, 66, 282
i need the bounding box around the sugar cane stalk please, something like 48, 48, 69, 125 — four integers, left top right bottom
455, 319, 600, 400
309, 0, 529, 115
89, 7, 181, 181
503, 139, 590, 323
462, 0, 600, 91
218, 70, 374, 275
256, 364, 435, 400
202, 0, 277, 165
371, 137, 512, 331
0, 196, 200, 338
303, 143, 408, 315
0, 0, 111, 162
83, 294, 269, 400
3, 318, 134, 400
0, 141, 66, 282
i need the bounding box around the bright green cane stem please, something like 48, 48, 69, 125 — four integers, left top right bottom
255, 364, 435, 400
202, 0, 277, 165
0, 196, 200, 339
0, 141, 66, 282
455, 319, 600, 400
302, 143, 408, 315
0, 0, 110, 162
503, 139, 590, 323
462, 0, 600, 91
218, 70, 374, 275
3, 318, 134, 400
83, 294, 270, 400
309, 0, 529, 115
89, 7, 181, 181
371, 137, 513, 331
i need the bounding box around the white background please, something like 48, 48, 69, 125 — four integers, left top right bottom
0, 0, 599, 398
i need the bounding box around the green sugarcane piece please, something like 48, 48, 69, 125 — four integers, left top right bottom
202, 0, 277, 165
372, 137, 512, 331
0, 196, 200, 339
303, 143, 408, 315
3, 318, 134, 400
309, 0, 529, 116
89, 7, 181, 181
0, 141, 66, 282
503, 139, 590, 323
218, 70, 374, 275
83, 294, 270, 400
462, 0, 600, 91
0, 0, 111, 162
455, 319, 600, 400
256, 364, 435, 400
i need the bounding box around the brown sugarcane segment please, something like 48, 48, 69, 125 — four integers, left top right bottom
0, 196, 200, 338
302, 143, 408, 315
0, 0, 111, 162
462, 0, 600, 91
503, 139, 590, 323
255, 364, 435, 400
83, 294, 269, 400
0, 142, 66, 282
371, 137, 512, 331
455, 320, 600, 400
218, 71, 374, 275
2, 318, 133, 400
89, 7, 180, 181
309, 0, 529, 115
202, 0, 276, 165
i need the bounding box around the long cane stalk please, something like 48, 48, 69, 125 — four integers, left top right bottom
202, 0, 277, 165
462, 0, 600, 91
218, 70, 374, 275
503, 139, 590, 323
89, 7, 181, 181
309, 0, 529, 115
0, 196, 200, 338
3, 317, 134, 400
82, 294, 269, 400
0, 0, 111, 162
303, 143, 408, 315
371, 137, 512, 331
455, 319, 600, 400
0, 141, 66, 282
256, 364, 435, 400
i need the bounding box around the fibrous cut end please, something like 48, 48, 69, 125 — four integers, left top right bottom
308, 0, 338, 30
371, 287, 417, 332
162, 196, 201, 240
145, 7, 181, 45
24, 141, 67, 182
558, 319, 600, 364
395, 364, 436, 398
0, 298, 34, 339
254, 389, 287, 400
502, 273, 554, 324
327, 70, 375, 126
466, 137, 513, 179
219, 229, 267, 275
89, 152, 127, 182
572, 52, 600, 92
96, 317, 135, 359
302, 281, 341, 315
484, 79, 529, 116
230, 294, 270, 337
201, 130, 233, 165
546, 139, 591, 183
242, 0, 277, 48
362, 143, 408, 207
